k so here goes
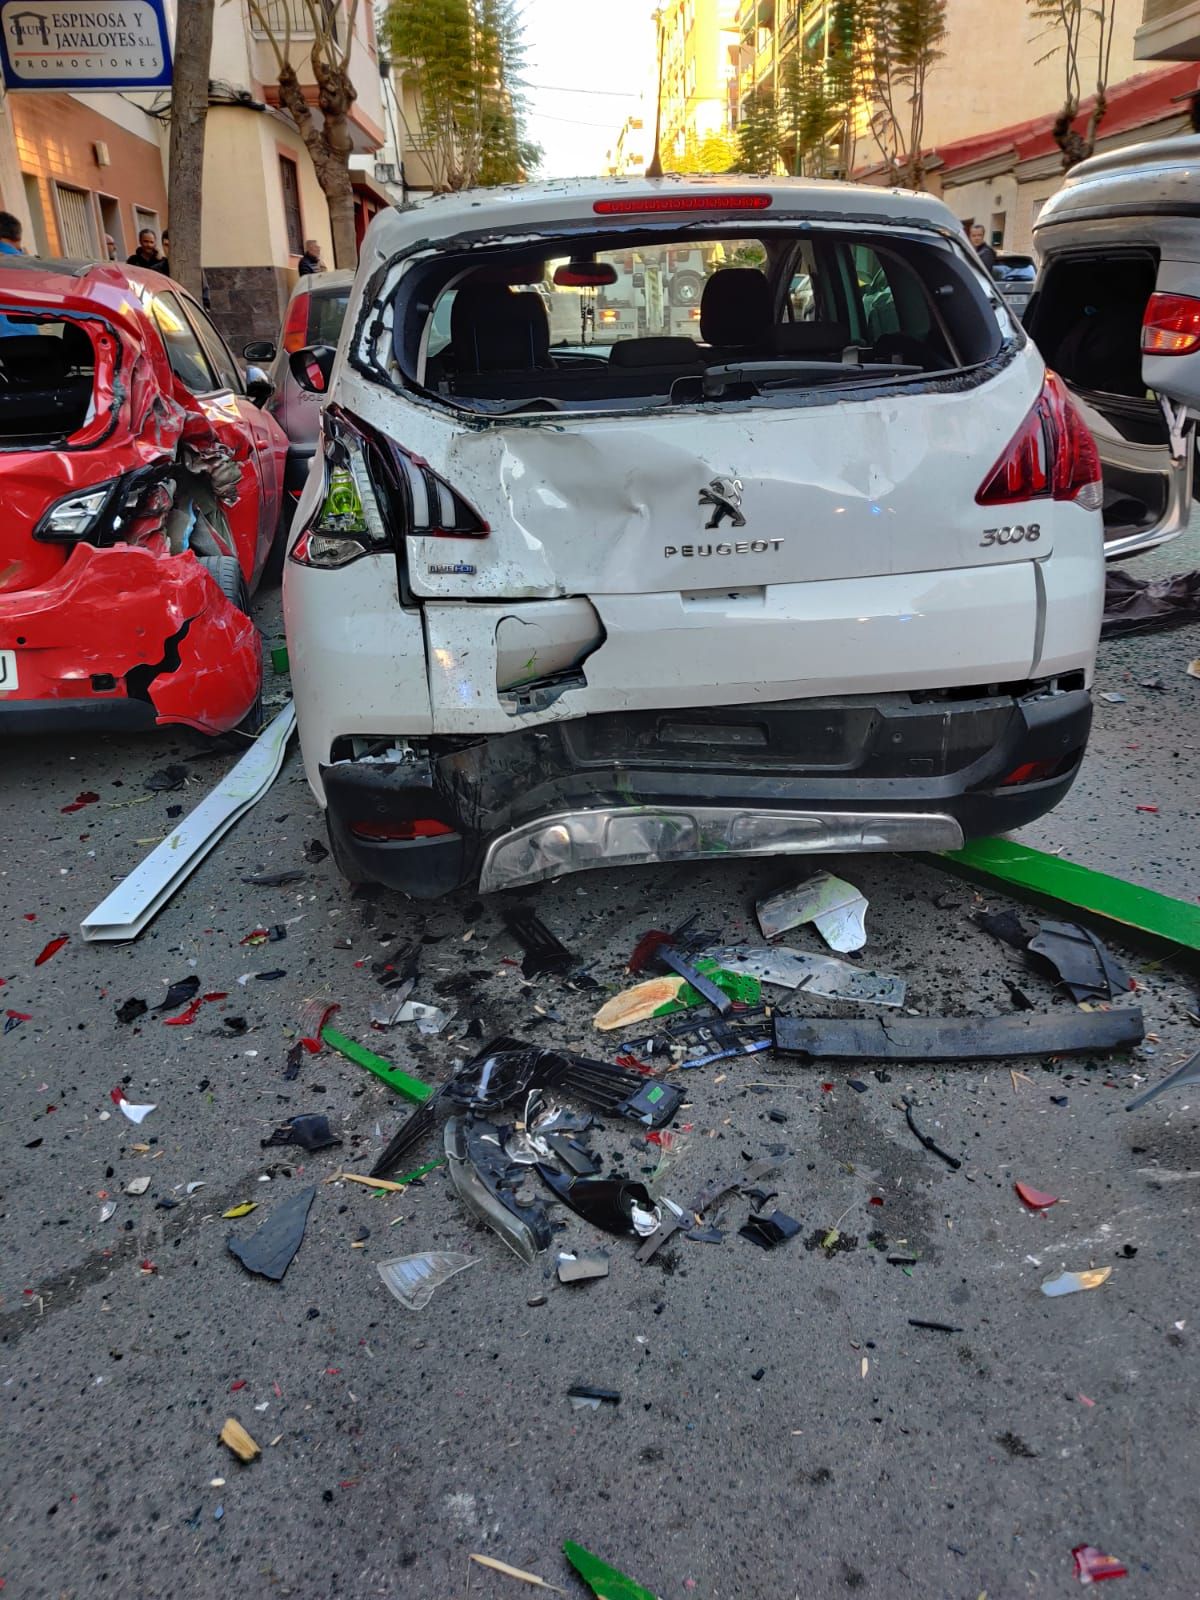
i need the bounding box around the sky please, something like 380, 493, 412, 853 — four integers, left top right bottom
520, 0, 658, 178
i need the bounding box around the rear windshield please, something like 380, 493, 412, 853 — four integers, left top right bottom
0, 316, 96, 445
307, 287, 351, 347
381, 222, 1006, 416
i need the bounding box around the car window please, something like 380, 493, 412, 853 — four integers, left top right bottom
786, 241, 825, 322
307, 288, 351, 347
148, 290, 217, 394
185, 298, 244, 393
851, 244, 901, 341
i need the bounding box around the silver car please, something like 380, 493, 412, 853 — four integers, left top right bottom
1031, 135, 1200, 561
244, 269, 354, 542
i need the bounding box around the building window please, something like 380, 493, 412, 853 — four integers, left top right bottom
279, 155, 304, 256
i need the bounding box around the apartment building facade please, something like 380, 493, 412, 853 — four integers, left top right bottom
656, 0, 740, 166
1134, 0, 1200, 58
0, 1, 389, 346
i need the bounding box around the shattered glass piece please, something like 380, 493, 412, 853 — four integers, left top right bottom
538, 1166, 660, 1237
260, 1115, 342, 1153
557, 1250, 610, 1283
1041, 1266, 1113, 1297
1027, 921, 1130, 1004
756, 871, 868, 951
376, 1251, 476, 1310
111, 1089, 156, 1124
738, 1209, 802, 1249
1072, 1545, 1128, 1585
708, 944, 904, 1006
304, 838, 329, 863
562, 1540, 661, 1600
227, 1185, 315, 1281
445, 1115, 552, 1262
99, 1201, 116, 1222
1125, 1047, 1200, 1110
125, 1175, 151, 1196
1014, 1181, 1059, 1211
115, 997, 148, 1025
34, 937, 68, 966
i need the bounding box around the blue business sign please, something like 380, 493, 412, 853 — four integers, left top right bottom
0, 2, 172, 92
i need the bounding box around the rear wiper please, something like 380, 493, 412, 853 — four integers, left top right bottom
690, 360, 926, 400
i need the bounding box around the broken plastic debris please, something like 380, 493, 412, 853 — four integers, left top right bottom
1015, 1182, 1059, 1211
299, 998, 339, 1051
709, 944, 905, 1006
227, 1186, 315, 1281
445, 1115, 553, 1262
222, 1202, 258, 1219
110, 1088, 156, 1125
775, 1009, 1145, 1061
592, 965, 759, 1031
369, 997, 450, 1034
1072, 1545, 1127, 1585
61, 790, 100, 814
629, 927, 732, 1014
468, 1554, 565, 1592
503, 908, 577, 978
34, 937, 68, 966
99, 1201, 116, 1222
376, 1251, 477, 1310
125, 1176, 151, 1196
756, 870, 868, 952
155, 976, 200, 1011
260, 1115, 342, 1154
902, 1097, 962, 1171
537, 1166, 661, 1237
568, 1384, 620, 1407
1097, 691, 1126, 704
1125, 1047, 1200, 1110
562, 1540, 661, 1600
219, 1417, 261, 1463
1026, 921, 1130, 1004
739, 1209, 801, 1249
163, 991, 227, 1026
115, 997, 148, 1025
1042, 1267, 1113, 1297
557, 1250, 610, 1284
322, 1026, 433, 1104
145, 764, 189, 792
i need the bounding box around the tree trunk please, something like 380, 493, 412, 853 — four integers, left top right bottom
166, 0, 214, 297
276, 58, 360, 270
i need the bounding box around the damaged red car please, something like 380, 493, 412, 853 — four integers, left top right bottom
0, 258, 287, 736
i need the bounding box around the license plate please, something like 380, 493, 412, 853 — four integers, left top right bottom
0, 649, 17, 692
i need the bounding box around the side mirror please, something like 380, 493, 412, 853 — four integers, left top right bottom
245, 365, 275, 407
243, 338, 277, 362
289, 343, 337, 395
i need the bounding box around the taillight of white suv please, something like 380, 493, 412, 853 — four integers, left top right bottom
290, 412, 488, 569
975, 371, 1103, 511
1141, 291, 1200, 356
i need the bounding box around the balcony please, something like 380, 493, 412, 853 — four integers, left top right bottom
248, 0, 385, 149
1134, 0, 1200, 59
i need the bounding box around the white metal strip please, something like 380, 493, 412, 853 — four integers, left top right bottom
80, 702, 297, 942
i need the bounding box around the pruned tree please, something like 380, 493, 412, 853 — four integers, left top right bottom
674, 130, 736, 175
167, 0, 214, 297
387, 0, 538, 192
734, 85, 780, 175
1026, 0, 1117, 169
860, 0, 947, 188
243, 0, 361, 268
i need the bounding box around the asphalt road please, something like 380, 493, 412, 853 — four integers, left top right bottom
1, 576, 1198, 1600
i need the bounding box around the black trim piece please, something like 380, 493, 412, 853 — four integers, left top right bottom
773, 1009, 1145, 1061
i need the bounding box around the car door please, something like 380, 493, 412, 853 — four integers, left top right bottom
146, 286, 269, 585
182, 295, 288, 584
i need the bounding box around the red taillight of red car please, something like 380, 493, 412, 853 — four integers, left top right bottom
282, 294, 311, 354
1141, 290, 1200, 356
975, 371, 1103, 511
349, 818, 456, 841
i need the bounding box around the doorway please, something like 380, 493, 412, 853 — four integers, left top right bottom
98, 194, 124, 261
21, 173, 50, 255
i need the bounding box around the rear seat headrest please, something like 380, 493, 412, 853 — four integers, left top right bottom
700, 268, 773, 346
608, 336, 703, 369
450, 285, 550, 372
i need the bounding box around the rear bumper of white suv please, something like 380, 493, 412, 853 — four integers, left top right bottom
318, 680, 1091, 896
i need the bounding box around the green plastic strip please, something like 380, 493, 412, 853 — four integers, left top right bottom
321, 1026, 434, 1104
270, 644, 290, 675
393, 1157, 444, 1185
562, 1542, 660, 1600
937, 839, 1200, 954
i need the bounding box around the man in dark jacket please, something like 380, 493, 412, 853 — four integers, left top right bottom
127, 228, 166, 270
298, 238, 325, 276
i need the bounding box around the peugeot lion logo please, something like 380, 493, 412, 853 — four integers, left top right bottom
697, 475, 745, 530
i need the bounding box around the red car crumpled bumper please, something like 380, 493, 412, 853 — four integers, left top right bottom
0, 543, 260, 735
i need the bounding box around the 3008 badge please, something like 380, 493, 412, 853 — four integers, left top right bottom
980, 523, 1041, 547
